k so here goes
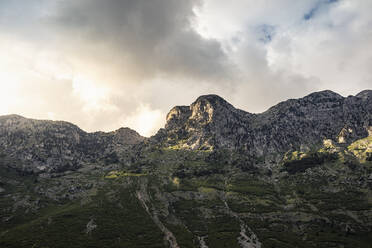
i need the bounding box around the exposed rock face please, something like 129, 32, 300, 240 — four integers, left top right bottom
163, 95, 253, 150
1, 90, 371, 172
0, 115, 144, 173
156, 90, 372, 155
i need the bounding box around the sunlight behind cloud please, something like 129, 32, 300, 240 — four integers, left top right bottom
0, 54, 23, 115
0, 76, 20, 115
72, 76, 117, 113
122, 105, 163, 137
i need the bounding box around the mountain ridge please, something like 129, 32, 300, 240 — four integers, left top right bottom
156, 89, 372, 154
1, 89, 371, 173
0, 114, 144, 173
2, 89, 371, 135
0, 89, 372, 248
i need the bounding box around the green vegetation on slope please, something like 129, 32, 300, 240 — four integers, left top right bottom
1, 138, 372, 248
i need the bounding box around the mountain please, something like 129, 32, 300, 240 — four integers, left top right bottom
156, 90, 372, 155
0, 114, 144, 173
0, 90, 371, 248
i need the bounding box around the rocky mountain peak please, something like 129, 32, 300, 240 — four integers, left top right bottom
158, 90, 372, 154
0, 115, 144, 173
159, 94, 254, 150
166, 95, 238, 128
0, 114, 25, 120
111, 127, 145, 145
303, 90, 343, 100
192, 94, 233, 110
189, 94, 237, 124
322, 89, 341, 95
356, 89, 372, 100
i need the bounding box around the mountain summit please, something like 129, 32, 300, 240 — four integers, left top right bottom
0, 115, 143, 173
157, 90, 372, 155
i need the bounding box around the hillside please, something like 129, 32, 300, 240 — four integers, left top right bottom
0, 90, 371, 248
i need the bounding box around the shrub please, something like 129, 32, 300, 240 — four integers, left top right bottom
283, 152, 338, 174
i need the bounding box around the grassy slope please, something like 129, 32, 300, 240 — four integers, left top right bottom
0, 146, 372, 248
0, 181, 165, 248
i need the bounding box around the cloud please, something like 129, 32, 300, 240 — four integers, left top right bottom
0, 0, 234, 135
0, 0, 371, 135
0, 0, 231, 83
120, 104, 163, 137
193, 0, 372, 111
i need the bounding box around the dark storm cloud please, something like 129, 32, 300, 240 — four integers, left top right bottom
1, 0, 231, 82
0, 0, 235, 135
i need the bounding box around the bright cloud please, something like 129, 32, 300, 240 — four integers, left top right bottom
121, 105, 163, 137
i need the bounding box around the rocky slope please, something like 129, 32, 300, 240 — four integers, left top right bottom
0, 90, 371, 248
156, 90, 372, 156
0, 115, 144, 173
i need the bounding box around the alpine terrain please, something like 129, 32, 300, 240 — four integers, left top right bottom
0, 90, 372, 248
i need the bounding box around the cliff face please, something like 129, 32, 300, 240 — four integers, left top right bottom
157, 90, 372, 155
163, 94, 253, 150
0, 115, 144, 173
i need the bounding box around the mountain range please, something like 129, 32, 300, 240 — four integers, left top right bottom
0, 90, 371, 248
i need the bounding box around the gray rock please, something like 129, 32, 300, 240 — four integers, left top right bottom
86, 219, 97, 234
1, 89, 371, 173
0, 115, 144, 173
154, 90, 372, 156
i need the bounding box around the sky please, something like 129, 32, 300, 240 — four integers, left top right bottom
0, 0, 371, 136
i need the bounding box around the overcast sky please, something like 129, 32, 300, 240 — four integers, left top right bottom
0, 0, 371, 136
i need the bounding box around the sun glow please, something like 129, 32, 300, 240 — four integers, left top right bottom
0, 78, 20, 115
72, 76, 117, 113
0, 58, 23, 115
122, 105, 163, 137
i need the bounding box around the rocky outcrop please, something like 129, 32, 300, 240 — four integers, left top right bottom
157, 94, 253, 150
0, 115, 144, 173
155, 90, 372, 155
